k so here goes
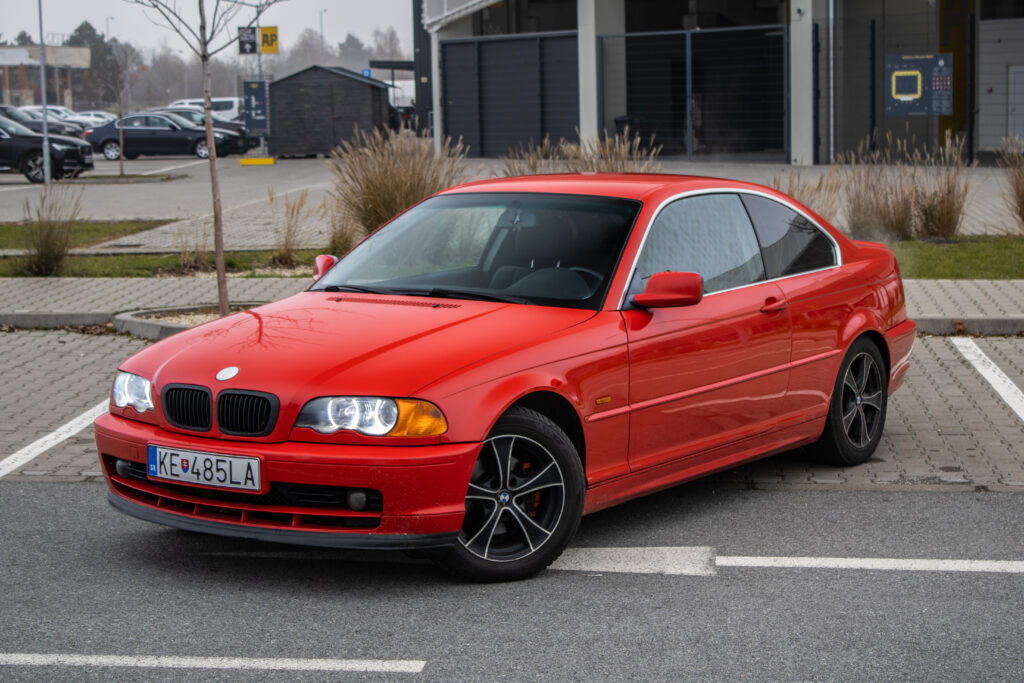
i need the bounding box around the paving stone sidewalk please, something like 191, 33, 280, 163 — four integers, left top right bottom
1, 276, 1022, 334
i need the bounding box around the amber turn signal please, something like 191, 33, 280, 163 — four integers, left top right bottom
391, 399, 448, 437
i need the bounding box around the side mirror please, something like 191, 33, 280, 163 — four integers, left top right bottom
312, 254, 339, 282
632, 271, 704, 308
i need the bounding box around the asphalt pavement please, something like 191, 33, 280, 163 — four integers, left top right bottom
1, 482, 1021, 681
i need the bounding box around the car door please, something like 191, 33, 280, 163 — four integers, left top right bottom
622, 192, 792, 472
119, 115, 151, 155
146, 115, 184, 154
739, 193, 842, 423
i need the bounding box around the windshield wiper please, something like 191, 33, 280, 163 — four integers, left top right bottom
321, 284, 393, 294
422, 288, 528, 304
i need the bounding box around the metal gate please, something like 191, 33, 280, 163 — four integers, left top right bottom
599, 25, 788, 160
441, 32, 579, 158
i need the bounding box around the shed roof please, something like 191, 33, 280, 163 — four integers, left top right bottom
271, 65, 390, 89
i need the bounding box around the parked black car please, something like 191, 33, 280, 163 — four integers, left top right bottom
0, 104, 83, 138
148, 107, 252, 152
84, 113, 231, 160
0, 115, 94, 182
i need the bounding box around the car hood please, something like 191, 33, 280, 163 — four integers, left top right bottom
121, 292, 595, 400
21, 131, 87, 146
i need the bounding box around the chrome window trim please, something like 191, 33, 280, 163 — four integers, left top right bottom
617, 188, 843, 310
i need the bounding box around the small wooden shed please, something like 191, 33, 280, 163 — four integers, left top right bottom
269, 65, 390, 157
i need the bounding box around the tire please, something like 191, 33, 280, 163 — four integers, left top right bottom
435, 406, 584, 582
810, 338, 888, 466
102, 141, 121, 160
22, 152, 45, 183
194, 140, 210, 159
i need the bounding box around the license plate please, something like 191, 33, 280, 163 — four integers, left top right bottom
147, 445, 260, 491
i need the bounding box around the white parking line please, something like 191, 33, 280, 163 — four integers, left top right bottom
0, 653, 425, 673
142, 160, 206, 175
550, 547, 1024, 576
951, 337, 1024, 423
0, 185, 39, 194
0, 401, 107, 479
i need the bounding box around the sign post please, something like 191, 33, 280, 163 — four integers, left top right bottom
238, 24, 278, 160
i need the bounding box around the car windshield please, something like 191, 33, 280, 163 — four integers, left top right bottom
311, 192, 641, 310
0, 115, 37, 137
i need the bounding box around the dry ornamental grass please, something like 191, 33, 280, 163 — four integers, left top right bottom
500, 126, 662, 177
325, 127, 466, 256
20, 185, 82, 276
998, 136, 1024, 234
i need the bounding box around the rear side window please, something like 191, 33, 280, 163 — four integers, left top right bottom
741, 194, 837, 278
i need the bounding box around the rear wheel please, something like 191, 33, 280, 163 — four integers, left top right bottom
810, 338, 888, 466
102, 140, 121, 160
194, 140, 210, 159
435, 406, 584, 582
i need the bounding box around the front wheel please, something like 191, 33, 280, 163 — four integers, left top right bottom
810, 338, 888, 466
22, 152, 46, 183
435, 406, 584, 582
194, 140, 210, 159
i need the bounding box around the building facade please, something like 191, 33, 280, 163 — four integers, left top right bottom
418, 0, 1024, 163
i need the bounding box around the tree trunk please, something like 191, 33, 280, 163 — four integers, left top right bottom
199, 0, 230, 317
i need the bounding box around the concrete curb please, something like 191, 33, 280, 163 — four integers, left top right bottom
914, 317, 1024, 336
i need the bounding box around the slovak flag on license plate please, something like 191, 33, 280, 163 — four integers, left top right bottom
181, 458, 190, 473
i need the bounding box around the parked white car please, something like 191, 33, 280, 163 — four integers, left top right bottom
168, 97, 243, 121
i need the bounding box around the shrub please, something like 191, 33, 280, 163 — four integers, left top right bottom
174, 219, 212, 272
770, 165, 843, 227
325, 126, 466, 254
914, 131, 971, 240
267, 188, 309, 267
19, 185, 82, 276
997, 136, 1024, 234
565, 126, 662, 174
837, 132, 917, 241
499, 126, 662, 177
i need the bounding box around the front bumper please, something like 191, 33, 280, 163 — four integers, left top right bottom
95, 412, 480, 549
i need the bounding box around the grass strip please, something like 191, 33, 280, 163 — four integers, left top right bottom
890, 236, 1024, 280
0, 219, 169, 249
0, 249, 320, 277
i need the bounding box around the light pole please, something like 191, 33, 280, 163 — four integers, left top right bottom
37, 0, 51, 186
105, 16, 114, 38
319, 8, 327, 61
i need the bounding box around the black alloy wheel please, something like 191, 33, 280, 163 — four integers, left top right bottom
811, 337, 888, 466
437, 406, 584, 582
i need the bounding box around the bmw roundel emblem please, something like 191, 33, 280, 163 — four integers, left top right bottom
216, 366, 240, 381
498, 491, 510, 505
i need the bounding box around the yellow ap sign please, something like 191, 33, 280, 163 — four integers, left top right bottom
260, 26, 279, 54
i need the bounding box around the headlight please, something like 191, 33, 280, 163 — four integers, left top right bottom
213, 132, 224, 139
296, 397, 447, 437
51, 143, 72, 151
112, 371, 154, 413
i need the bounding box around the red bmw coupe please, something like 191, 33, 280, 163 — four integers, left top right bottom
95, 174, 916, 581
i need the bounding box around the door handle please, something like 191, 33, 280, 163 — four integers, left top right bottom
760, 296, 788, 313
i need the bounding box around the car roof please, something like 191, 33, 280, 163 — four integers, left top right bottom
441, 173, 779, 203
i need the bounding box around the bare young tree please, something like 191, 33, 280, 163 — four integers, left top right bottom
125, 0, 286, 316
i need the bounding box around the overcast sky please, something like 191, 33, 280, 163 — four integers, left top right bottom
4, 0, 415, 57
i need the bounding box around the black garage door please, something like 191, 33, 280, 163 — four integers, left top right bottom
442, 32, 579, 158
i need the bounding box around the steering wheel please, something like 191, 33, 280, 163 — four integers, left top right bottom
570, 267, 604, 290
